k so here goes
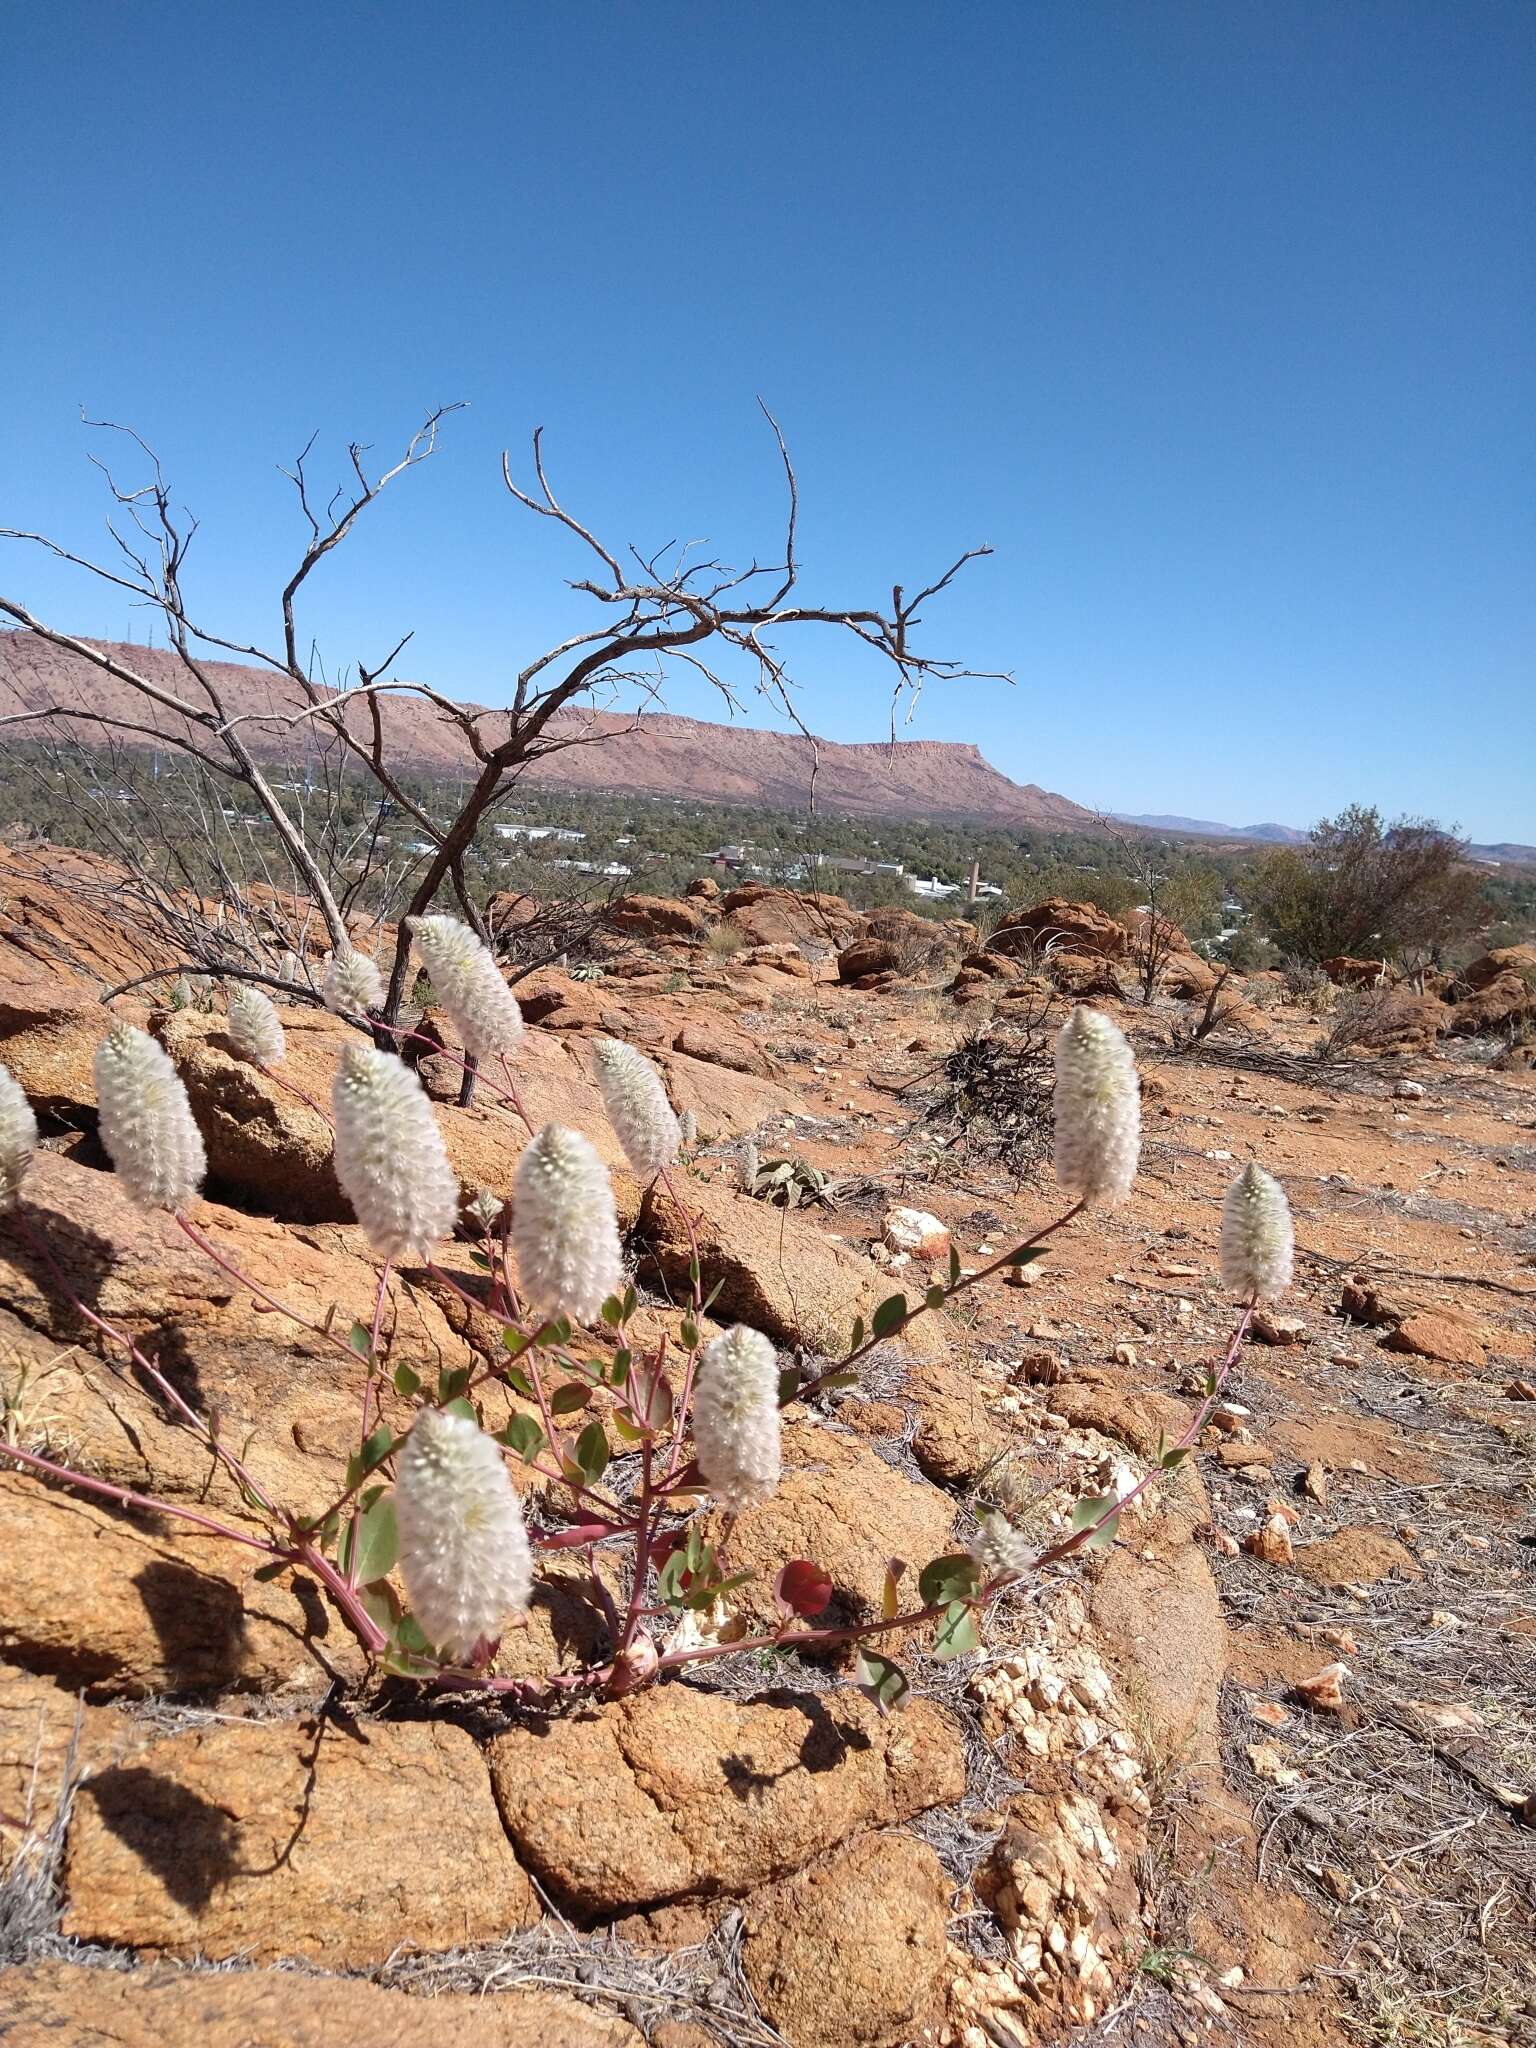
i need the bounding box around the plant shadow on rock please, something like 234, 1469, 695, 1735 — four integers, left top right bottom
76, 1765, 242, 1914
2, 1202, 117, 1315
131, 1556, 340, 1692
717, 1689, 874, 1802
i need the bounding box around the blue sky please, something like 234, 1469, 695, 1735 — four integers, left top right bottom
3, 2, 1531, 839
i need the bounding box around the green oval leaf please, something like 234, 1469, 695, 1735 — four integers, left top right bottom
854, 1646, 911, 1713
932, 1598, 980, 1662
1071, 1494, 1121, 1552
339, 1493, 398, 1586
496, 1414, 546, 1463
573, 1420, 610, 1483
871, 1292, 909, 1340
918, 1553, 982, 1606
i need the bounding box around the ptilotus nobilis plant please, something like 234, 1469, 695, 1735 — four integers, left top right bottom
0, 993, 1290, 1709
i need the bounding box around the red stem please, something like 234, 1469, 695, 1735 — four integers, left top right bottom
11, 1209, 276, 1517
0, 1441, 281, 1554
174, 1212, 359, 1360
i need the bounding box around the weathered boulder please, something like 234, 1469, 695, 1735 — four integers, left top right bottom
0, 1476, 363, 1699
836, 937, 901, 983
486, 1685, 963, 1916
0, 967, 149, 1119
906, 1359, 1012, 1489
605, 894, 708, 943
1291, 1526, 1422, 1587
1461, 944, 1536, 993
1449, 969, 1536, 1036
989, 898, 1129, 962
721, 885, 860, 950
652, 1047, 808, 1140
1161, 950, 1219, 997
151, 1005, 627, 1223
685, 874, 721, 900
1382, 1309, 1487, 1367
63, 1717, 537, 1962
671, 1020, 777, 1076
643, 1173, 941, 1357
1345, 988, 1448, 1052
0, 1965, 642, 2048
1321, 955, 1386, 987
0, 1151, 475, 1520
1, 1667, 123, 1864
741, 1832, 951, 2048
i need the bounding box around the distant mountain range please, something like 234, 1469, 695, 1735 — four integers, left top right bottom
0, 633, 1095, 829
1114, 813, 1309, 844
1, 634, 1527, 860
1114, 811, 1535, 866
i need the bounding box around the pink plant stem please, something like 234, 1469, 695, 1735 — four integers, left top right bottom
173, 1212, 359, 1361
497, 1052, 537, 1137
1035, 1296, 1255, 1569
0, 1441, 281, 1555
797, 1196, 1088, 1403
345, 1258, 393, 1591
11, 1211, 277, 1517
289, 1540, 389, 1656
262, 1062, 333, 1126
616, 1442, 656, 1659
657, 1165, 703, 1479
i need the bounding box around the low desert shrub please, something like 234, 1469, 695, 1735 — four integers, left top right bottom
0, 918, 1292, 1710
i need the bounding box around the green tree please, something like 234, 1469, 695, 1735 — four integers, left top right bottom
1250, 806, 1486, 965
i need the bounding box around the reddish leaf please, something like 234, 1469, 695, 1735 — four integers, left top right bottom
774, 1558, 833, 1618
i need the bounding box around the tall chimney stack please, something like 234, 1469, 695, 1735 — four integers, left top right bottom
966, 858, 980, 903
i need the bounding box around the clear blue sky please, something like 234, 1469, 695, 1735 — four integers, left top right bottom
3, 2, 1531, 840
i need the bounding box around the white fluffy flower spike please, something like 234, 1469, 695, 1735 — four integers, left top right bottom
226, 983, 286, 1067
394, 1406, 533, 1663
94, 1023, 207, 1212
592, 1037, 680, 1180
511, 1124, 623, 1322
692, 1325, 782, 1511
1052, 1005, 1141, 1205
406, 914, 525, 1062
331, 1043, 460, 1262
0, 1063, 38, 1213
1220, 1162, 1295, 1302
969, 1511, 1034, 1581
323, 947, 385, 1016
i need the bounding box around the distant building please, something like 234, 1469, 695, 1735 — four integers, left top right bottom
495, 824, 586, 844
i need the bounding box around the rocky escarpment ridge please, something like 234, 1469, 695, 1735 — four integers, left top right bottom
0, 631, 1094, 826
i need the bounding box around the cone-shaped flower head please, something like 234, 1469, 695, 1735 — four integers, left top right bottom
740, 1137, 759, 1194
510, 1123, 623, 1322
1052, 1005, 1141, 1205
1220, 1162, 1295, 1302
323, 946, 384, 1016
968, 1510, 1034, 1581
692, 1324, 782, 1511
0, 1063, 38, 1213
394, 1406, 532, 1663
226, 983, 286, 1067
93, 1023, 206, 1212
678, 1108, 698, 1150
406, 914, 525, 1062
592, 1036, 680, 1180
331, 1043, 460, 1262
